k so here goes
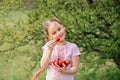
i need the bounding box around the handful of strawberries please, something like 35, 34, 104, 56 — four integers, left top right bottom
50, 58, 70, 67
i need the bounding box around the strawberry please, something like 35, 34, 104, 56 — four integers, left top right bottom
58, 59, 64, 67
55, 37, 60, 42
50, 59, 70, 67
63, 60, 70, 67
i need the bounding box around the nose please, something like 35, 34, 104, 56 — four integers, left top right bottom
57, 31, 60, 35
56, 31, 61, 37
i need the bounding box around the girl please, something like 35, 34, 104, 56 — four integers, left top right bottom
31, 18, 80, 80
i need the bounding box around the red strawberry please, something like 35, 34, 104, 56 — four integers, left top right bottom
63, 60, 70, 67
50, 59, 70, 67
50, 60, 57, 65
58, 59, 64, 67
56, 37, 60, 42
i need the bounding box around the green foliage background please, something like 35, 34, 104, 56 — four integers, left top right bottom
0, 0, 120, 80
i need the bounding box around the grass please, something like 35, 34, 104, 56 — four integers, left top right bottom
1, 53, 120, 80
0, 55, 30, 80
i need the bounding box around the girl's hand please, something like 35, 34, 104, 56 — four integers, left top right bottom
52, 62, 67, 72
47, 39, 57, 51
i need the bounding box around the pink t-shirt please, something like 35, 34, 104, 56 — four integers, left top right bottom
42, 41, 80, 80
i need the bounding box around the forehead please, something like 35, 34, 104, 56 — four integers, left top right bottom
48, 22, 62, 32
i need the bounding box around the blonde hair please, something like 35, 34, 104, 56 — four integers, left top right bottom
43, 18, 65, 41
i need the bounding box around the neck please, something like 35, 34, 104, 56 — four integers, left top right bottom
57, 40, 66, 46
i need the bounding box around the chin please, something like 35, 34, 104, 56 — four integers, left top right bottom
60, 39, 65, 42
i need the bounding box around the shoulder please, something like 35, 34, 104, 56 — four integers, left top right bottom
42, 43, 48, 51
66, 41, 81, 55
66, 41, 79, 48
65, 41, 80, 51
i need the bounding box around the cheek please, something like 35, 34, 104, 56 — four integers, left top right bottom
47, 34, 54, 39
62, 30, 66, 35
61, 30, 66, 38
50, 35, 57, 39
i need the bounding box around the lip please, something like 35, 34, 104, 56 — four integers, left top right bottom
57, 33, 64, 40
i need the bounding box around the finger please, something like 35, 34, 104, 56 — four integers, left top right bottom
47, 40, 57, 48
52, 63, 58, 70
48, 39, 56, 44
62, 63, 66, 67
52, 63, 63, 72
55, 62, 62, 68
51, 42, 57, 47
52, 63, 61, 70
61, 63, 66, 70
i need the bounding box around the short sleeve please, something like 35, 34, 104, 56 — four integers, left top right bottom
72, 44, 81, 56
42, 43, 48, 51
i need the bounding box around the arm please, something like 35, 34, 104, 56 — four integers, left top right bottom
40, 39, 57, 69
40, 48, 52, 69
62, 44, 80, 74
31, 40, 57, 80
62, 55, 80, 74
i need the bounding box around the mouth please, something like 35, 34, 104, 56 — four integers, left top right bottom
57, 33, 64, 40
56, 37, 60, 42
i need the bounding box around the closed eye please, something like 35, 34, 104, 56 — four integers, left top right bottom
52, 31, 56, 35
58, 27, 61, 31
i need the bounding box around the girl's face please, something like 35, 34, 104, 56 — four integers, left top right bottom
47, 22, 66, 42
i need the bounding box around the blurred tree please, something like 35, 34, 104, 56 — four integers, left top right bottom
86, 0, 93, 4
0, 0, 120, 69
23, 0, 38, 9
38, 0, 120, 69
0, 0, 3, 2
